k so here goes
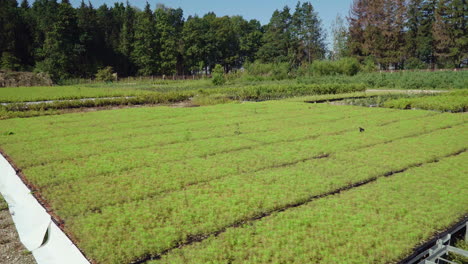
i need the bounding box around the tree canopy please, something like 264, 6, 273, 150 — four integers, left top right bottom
347, 0, 467, 69
0, 0, 466, 80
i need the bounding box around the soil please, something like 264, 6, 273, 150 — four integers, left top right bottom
170, 100, 199, 108
0, 203, 36, 264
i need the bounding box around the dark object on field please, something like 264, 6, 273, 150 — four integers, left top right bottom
359, 127, 365, 132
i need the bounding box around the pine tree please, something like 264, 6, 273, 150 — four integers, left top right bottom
381, 0, 406, 68
405, 0, 436, 68
94, 3, 125, 72
16, 0, 35, 68
446, 0, 467, 67
35, 1, 81, 80
77, 0, 100, 77
349, 0, 407, 69
362, 0, 388, 68
406, 0, 423, 63
0, 0, 21, 70
119, 1, 136, 76
347, 0, 369, 61
132, 2, 159, 75
434, 0, 468, 68
109, 3, 125, 56
95, 4, 114, 70
30, 0, 59, 65
433, 0, 455, 67
291, 1, 326, 65
20, 0, 28, 9
257, 6, 293, 63
155, 5, 184, 75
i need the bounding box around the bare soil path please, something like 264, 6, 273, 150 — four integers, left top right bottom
0, 199, 36, 264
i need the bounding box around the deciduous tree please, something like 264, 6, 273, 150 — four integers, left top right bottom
331, 14, 349, 60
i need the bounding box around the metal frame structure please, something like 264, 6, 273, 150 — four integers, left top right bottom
405, 220, 468, 264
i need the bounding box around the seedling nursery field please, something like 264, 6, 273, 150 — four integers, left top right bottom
0, 96, 467, 264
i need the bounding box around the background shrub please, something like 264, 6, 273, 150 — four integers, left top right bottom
95, 66, 115, 83
361, 57, 377, 72
243, 61, 290, 80
310, 58, 360, 76
337, 57, 360, 76
310, 60, 338, 76
405, 58, 427, 70
212, 64, 226, 86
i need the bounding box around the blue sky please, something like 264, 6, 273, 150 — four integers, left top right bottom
71, 0, 354, 47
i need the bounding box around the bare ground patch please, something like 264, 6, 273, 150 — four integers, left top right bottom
0, 203, 36, 264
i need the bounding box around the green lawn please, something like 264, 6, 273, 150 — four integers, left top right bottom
0, 102, 466, 264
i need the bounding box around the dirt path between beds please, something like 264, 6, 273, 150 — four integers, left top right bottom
0, 200, 36, 264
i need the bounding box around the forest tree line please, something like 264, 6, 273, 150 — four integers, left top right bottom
346, 0, 467, 70
0, 0, 466, 81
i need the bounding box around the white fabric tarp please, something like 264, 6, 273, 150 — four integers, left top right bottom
0, 154, 89, 264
